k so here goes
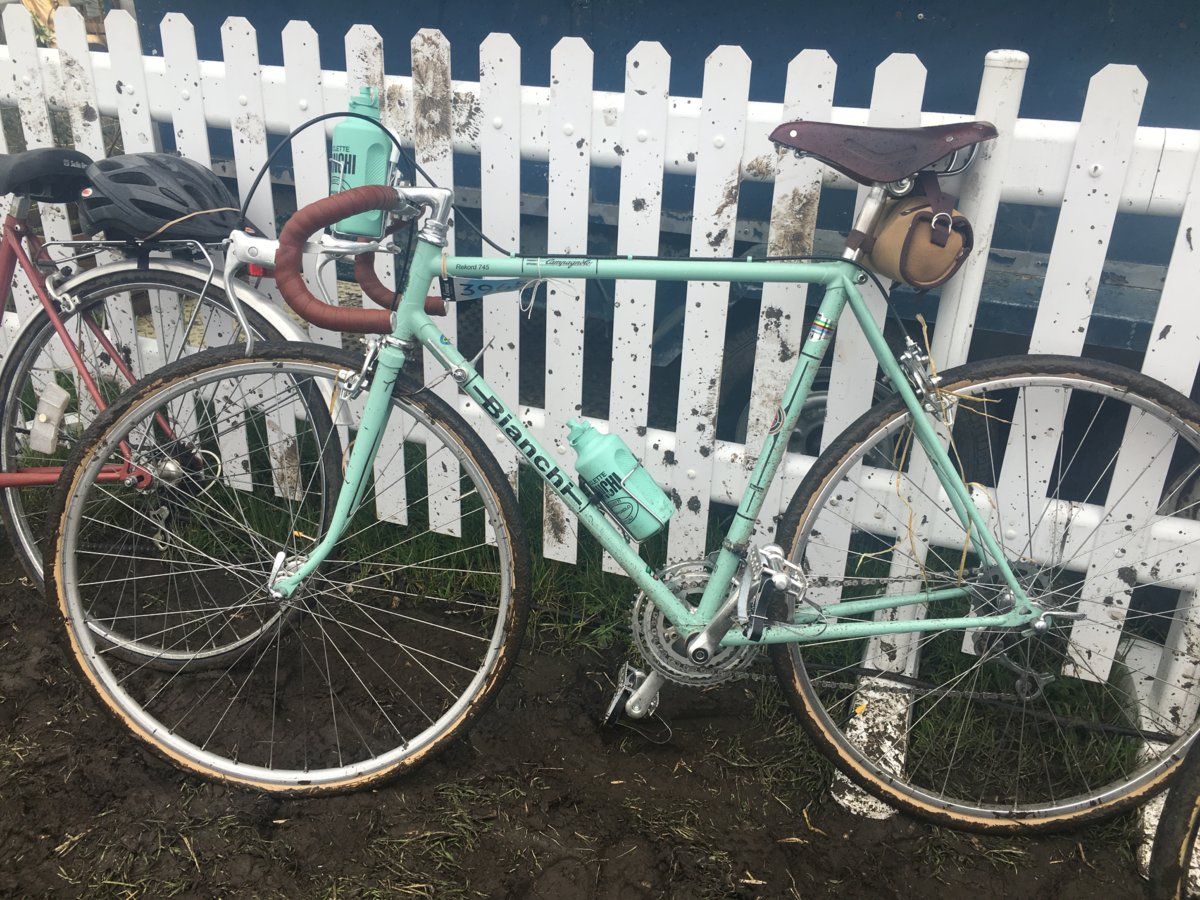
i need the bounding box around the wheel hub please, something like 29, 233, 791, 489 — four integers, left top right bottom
631, 560, 759, 686
971, 561, 1064, 700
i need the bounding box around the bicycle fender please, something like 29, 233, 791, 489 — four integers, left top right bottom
47, 258, 309, 344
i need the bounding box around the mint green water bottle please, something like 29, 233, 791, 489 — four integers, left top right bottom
567, 420, 675, 541
330, 87, 391, 238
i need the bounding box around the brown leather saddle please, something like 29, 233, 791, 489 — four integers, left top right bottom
769, 120, 998, 185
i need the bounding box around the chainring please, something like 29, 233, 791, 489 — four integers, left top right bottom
631, 560, 759, 686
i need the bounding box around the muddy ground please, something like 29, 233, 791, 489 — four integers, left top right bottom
0, 538, 1147, 899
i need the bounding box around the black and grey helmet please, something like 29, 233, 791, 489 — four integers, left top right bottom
78, 153, 247, 242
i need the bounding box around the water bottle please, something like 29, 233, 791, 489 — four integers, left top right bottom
567, 419, 675, 541
330, 87, 391, 238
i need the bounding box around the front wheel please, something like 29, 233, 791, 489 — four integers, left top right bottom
45, 343, 531, 795
770, 354, 1200, 832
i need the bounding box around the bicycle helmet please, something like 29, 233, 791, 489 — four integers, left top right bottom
78, 153, 249, 242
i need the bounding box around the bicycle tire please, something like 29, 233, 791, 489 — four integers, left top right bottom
45, 342, 532, 795
1150, 738, 1200, 899
769, 354, 1200, 832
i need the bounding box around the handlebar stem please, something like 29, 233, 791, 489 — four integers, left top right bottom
396, 186, 454, 247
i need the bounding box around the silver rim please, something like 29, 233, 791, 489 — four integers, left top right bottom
787, 370, 1200, 820
57, 357, 515, 788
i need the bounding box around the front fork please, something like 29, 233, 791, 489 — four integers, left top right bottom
269, 338, 406, 599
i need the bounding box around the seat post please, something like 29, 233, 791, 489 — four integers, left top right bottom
843, 184, 890, 262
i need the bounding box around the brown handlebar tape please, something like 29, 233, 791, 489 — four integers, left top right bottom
354, 251, 446, 316
275, 185, 397, 333
355, 247, 451, 316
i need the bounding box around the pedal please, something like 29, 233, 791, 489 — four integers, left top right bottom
603, 662, 664, 726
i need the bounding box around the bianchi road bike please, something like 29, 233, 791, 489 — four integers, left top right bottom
41, 120, 1200, 834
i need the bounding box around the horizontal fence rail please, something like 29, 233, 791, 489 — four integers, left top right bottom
0, 27, 1194, 214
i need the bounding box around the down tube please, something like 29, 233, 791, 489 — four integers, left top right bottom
415, 319, 698, 628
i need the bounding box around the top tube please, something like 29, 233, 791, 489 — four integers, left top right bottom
441, 253, 855, 287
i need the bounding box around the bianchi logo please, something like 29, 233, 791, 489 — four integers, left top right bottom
467, 381, 587, 508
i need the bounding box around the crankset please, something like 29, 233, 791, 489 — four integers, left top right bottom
631, 559, 759, 687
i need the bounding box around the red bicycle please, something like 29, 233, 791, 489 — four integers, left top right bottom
0, 147, 294, 583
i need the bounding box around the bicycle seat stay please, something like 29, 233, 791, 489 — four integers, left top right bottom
769, 120, 997, 185
0, 148, 92, 203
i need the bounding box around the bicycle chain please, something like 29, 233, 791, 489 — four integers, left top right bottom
738, 669, 1022, 704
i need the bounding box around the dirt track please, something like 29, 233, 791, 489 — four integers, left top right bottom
0, 538, 1146, 898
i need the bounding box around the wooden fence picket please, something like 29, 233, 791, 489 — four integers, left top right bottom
1131, 143, 1200, 729
931, 51, 1029, 365
160, 15, 210, 165
984, 65, 1147, 681
106, 12, 159, 156
53, 8, 105, 157
53, 7, 138, 389
1061, 67, 1199, 686
601, 40, 670, 573
4, 6, 79, 318
6, 6, 106, 412
281, 19, 337, 348
344, 24, 410, 526
106, 10, 190, 381
478, 32, 523, 497
822, 54, 926, 447
802, 54, 926, 609
541, 36, 593, 564
221, 18, 275, 239
411, 29, 462, 537
666, 45, 751, 565
743, 49, 835, 543
221, 17, 301, 497
0, 7, 53, 352
839, 54, 1026, 675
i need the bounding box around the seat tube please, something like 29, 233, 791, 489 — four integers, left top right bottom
0, 218, 20, 297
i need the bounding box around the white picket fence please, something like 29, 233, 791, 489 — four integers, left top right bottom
0, 7, 1198, 580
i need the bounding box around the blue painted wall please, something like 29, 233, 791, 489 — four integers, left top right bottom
136, 0, 1200, 126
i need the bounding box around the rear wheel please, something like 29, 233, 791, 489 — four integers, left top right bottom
46, 343, 531, 794
770, 355, 1200, 831
0, 267, 282, 584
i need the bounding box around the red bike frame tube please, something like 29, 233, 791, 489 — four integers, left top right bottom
10, 224, 109, 411
0, 463, 138, 487
0, 217, 154, 489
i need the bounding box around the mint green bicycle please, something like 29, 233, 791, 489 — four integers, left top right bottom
43, 120, 1200, 833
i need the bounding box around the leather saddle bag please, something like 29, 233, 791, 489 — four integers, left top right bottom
865, 173, 973, 290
